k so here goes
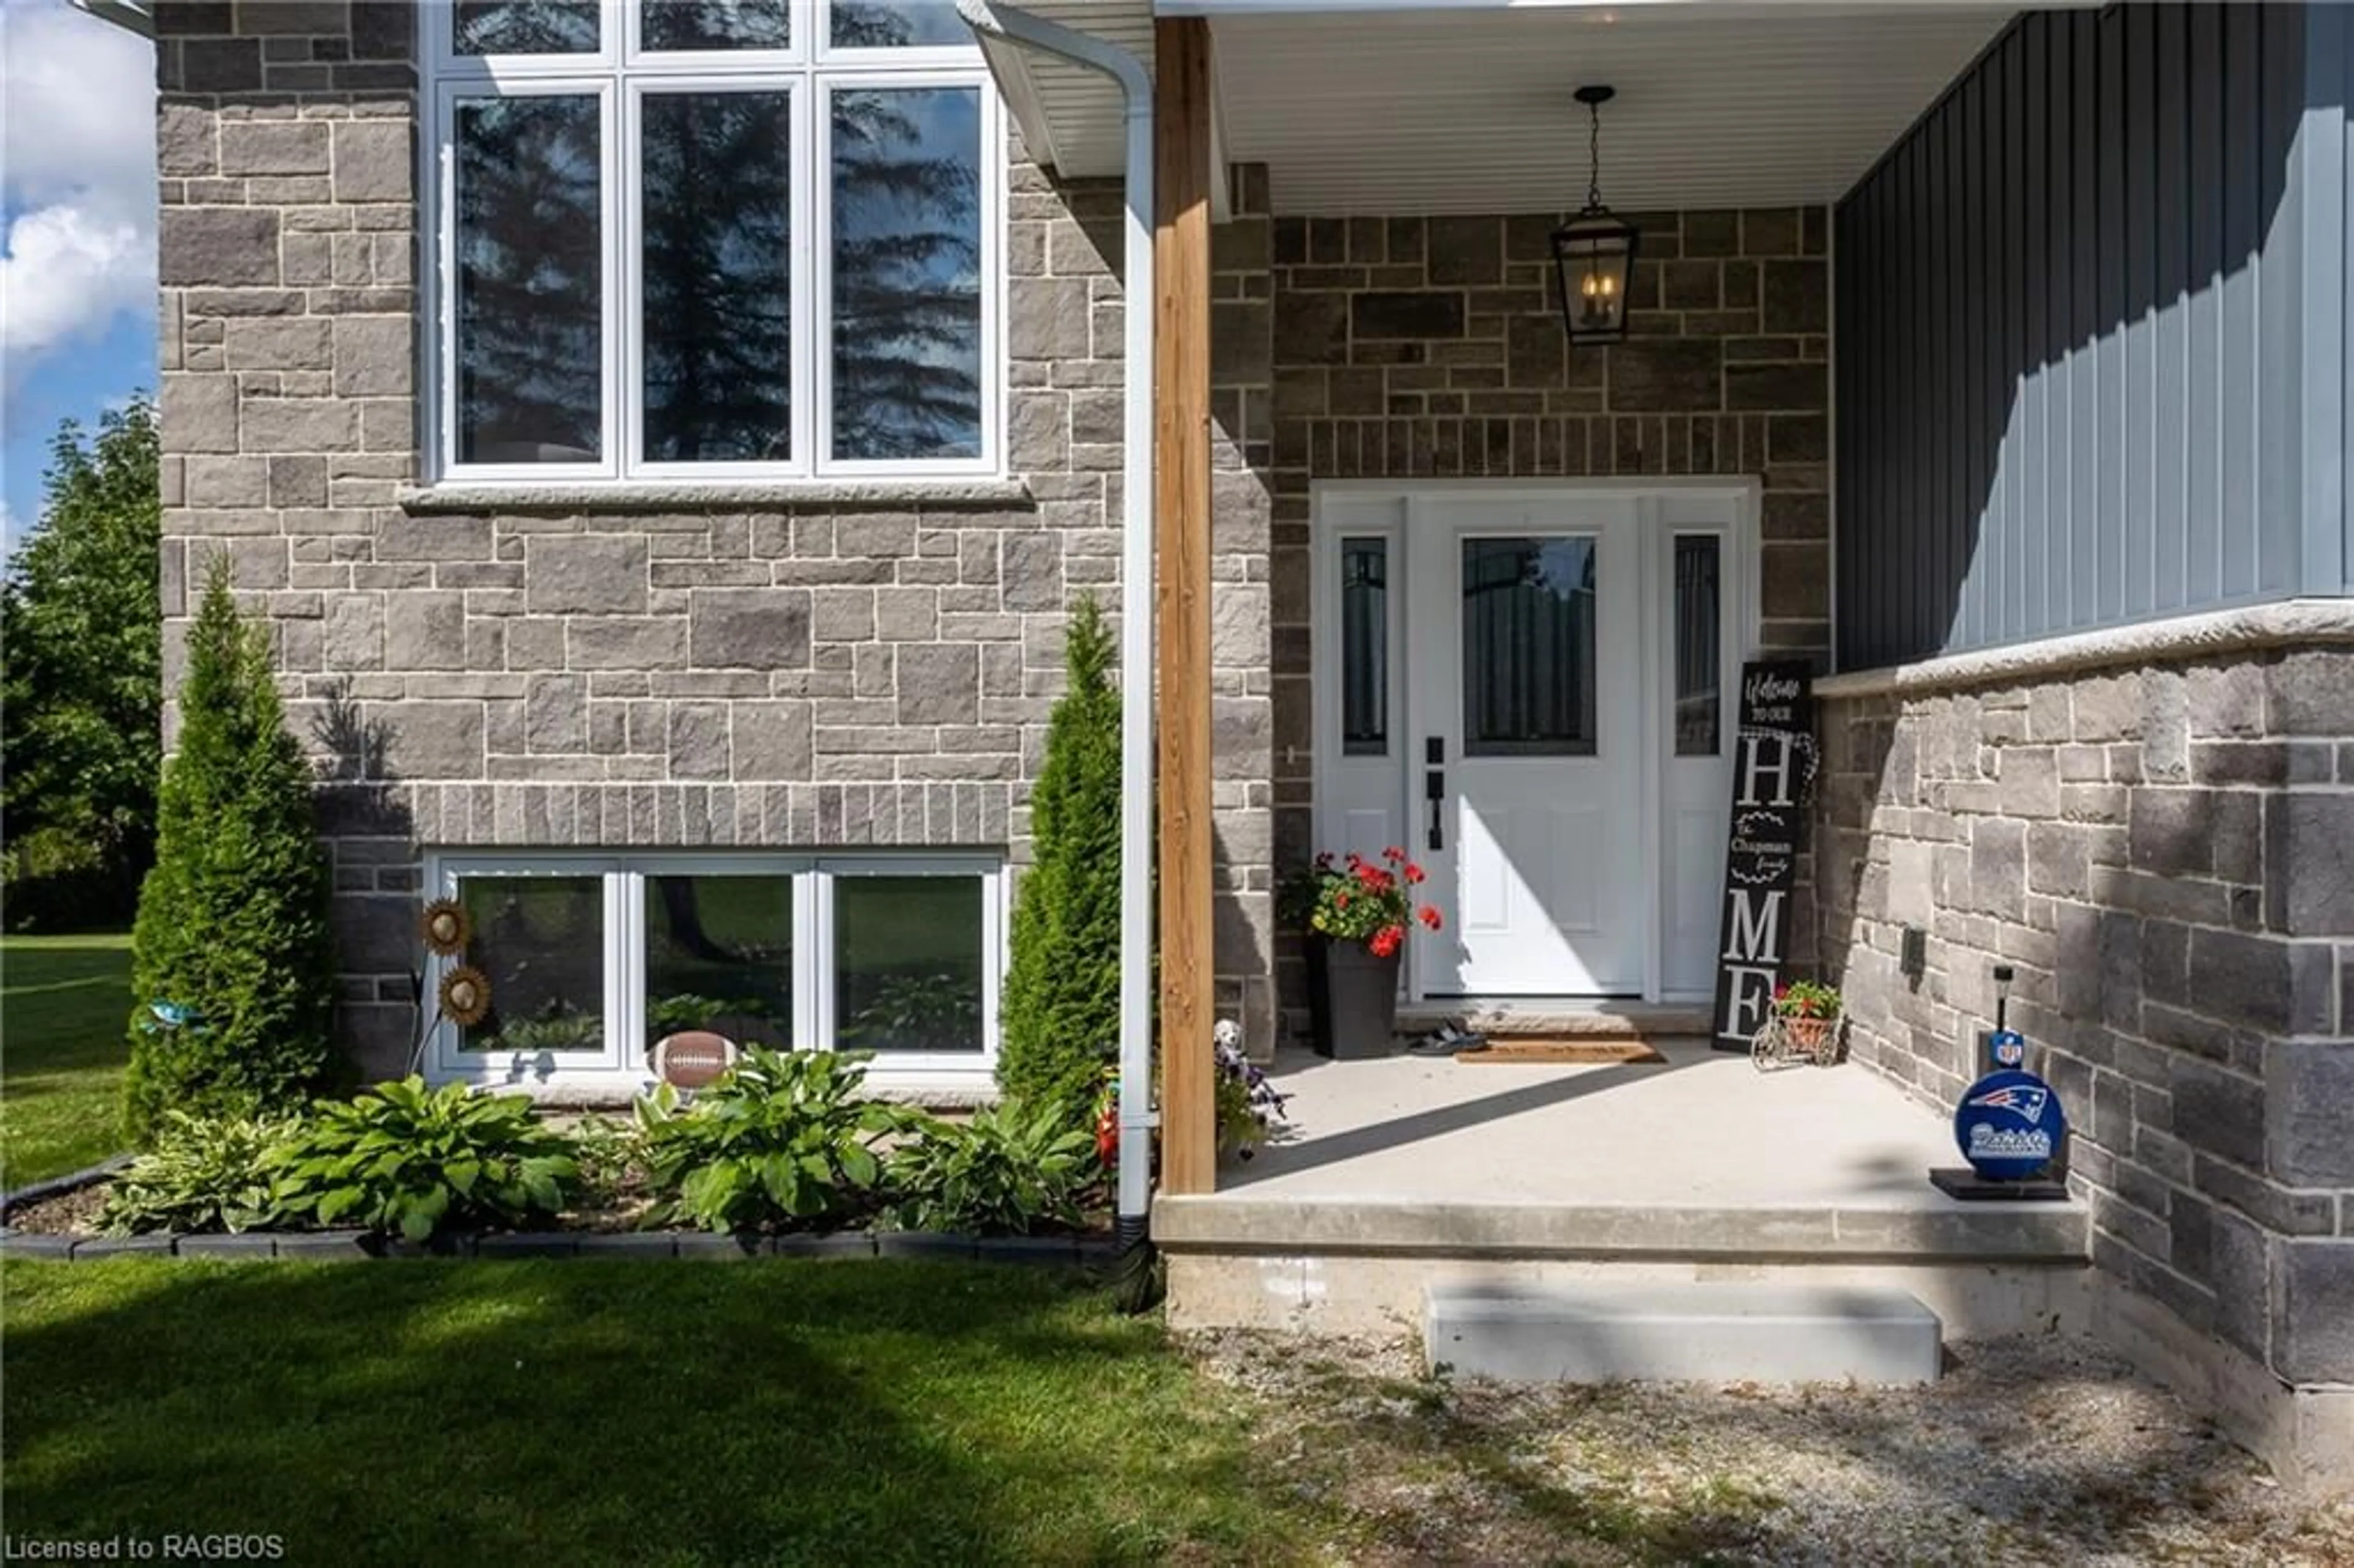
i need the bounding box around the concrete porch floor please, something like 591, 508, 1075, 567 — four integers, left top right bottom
1152, 1043, 2092, 1334
1148, 1045, 2090, 1262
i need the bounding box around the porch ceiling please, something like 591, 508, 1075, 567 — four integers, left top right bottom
986, 2, 2032, 215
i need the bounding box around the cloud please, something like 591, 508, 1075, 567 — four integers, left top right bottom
0, 0, 156, 385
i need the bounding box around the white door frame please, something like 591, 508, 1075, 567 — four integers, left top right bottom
1308, 477, 1763, 1005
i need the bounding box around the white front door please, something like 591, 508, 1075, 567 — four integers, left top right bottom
1314, 482, 1751, 1005
1409, 500, 1647, 997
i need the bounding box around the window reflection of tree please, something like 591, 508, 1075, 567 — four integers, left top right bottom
454, 0, 600, 56
452, 1, 986, 467
643, 92, 794, 463
464, 880, 603, 1051
1462, 538, 1598, 756
831, 85, 983, 461
642, 0, 791, 52
831, 2, 971, 50
457, 97, 604, 462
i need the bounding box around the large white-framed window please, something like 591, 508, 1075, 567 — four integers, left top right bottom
423, 848, 1005, 1090
421, 0, 1002, 485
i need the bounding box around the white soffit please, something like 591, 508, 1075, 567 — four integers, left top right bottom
1221, 4, 2025, 213
974, 0, 1156, 177
996, 2, 2025, 215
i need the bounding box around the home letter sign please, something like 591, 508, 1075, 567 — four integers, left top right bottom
1711, 661, 1816, 1051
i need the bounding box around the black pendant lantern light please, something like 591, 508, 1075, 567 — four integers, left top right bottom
1552, 85, 1639, 346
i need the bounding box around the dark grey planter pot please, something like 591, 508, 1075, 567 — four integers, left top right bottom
1303, 934, 1335, 1057
1315, 936, 1401, 1059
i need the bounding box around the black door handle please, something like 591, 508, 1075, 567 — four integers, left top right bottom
1424, 737, 1445, 851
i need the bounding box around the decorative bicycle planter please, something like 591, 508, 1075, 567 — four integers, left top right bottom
1750, 1012, 1846, 1071
1750, 980, 1845, 1071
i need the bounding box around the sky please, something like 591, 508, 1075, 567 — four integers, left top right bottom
0, 0, 158, 553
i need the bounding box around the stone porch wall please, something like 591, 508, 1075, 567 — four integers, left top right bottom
1252, 207, 1836, 1023
1815, 642, 2354, 1453
153, 2, 1278, 1074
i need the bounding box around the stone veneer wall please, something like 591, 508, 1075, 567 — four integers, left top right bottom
153, 1, 1278, 1076
1815, 644, 2354, 1455
1252, 208, 1835, 1022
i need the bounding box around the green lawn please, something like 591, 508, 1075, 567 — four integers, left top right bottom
1, 934, 133, 1186
1, 1259, 1308, 1567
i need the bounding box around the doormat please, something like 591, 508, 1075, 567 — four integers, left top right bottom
1457, 1040, 1667, 1065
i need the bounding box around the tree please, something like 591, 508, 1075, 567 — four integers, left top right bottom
998, 597, 1124, 1133
123, 557, 337, 1142
0, 396, 162, 930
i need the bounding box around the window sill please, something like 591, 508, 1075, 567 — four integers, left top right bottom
397, 477, 1036, 516
427, 1067, 1000, 1113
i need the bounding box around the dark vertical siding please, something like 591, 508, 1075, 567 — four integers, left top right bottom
1834, 3, 2350, 668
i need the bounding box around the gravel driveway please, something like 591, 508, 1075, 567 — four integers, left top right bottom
1186, 1331, 2354, 1566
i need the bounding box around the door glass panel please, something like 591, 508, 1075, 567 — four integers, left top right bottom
644, 874, 793, 1057
1461, 536, 1597, 758
1674, 535, 1721, 756
834, 876, 984, 1053
457, 877, 606, 1055
1341, 537, 1387, 756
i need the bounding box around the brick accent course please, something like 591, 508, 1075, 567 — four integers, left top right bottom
1815, 647, 2354, 1388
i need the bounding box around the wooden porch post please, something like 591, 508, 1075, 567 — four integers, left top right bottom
1154, 15, 1216, 1197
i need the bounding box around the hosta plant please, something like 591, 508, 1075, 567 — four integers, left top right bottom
100, 1108, 300, 1235
262, 1076, 578, 1243
884, 1102, 1095, 1236
634, 1046, 915, 1233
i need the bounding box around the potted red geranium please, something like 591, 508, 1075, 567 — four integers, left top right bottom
1286, 848, 1442, 1059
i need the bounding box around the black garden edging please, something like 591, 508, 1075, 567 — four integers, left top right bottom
0, 1154, 134, 1224
0, 1228, 1114, 1265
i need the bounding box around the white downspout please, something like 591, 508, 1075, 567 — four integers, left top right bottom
954, 1, 1158, 1243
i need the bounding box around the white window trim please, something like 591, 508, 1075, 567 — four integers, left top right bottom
424, 855, 629, 1086
418, 0, 1004, 488
421, 848, 1004, 1097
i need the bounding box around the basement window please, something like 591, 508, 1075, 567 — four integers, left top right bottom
423, 851, 1003, 1087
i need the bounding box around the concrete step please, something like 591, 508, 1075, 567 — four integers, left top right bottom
1424, 1280, 1943, 1385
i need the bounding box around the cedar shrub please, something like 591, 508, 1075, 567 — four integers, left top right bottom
997, 596, 1122, 1133
123, 556, 337, 1143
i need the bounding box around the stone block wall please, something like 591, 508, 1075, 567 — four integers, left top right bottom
1257, 208, 1835, 1021
153, 1, 1279, 1076
1815, 645, 2354, 1398
1208, 167, 1278, 1049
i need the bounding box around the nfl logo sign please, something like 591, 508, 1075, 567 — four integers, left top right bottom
1953, 1068, 2067, 1182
